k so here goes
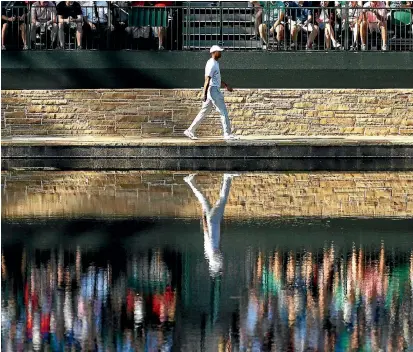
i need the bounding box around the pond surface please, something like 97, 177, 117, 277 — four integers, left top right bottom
1, 171, 413, 351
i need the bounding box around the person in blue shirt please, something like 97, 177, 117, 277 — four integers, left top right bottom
285, 1, 319, 49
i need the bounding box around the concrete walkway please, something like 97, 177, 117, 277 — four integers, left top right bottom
2, 135, 413, 146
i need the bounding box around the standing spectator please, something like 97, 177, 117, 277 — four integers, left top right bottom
56, 1, 83, 49
259, 1, 285, 50
30, 1, 58, 49
110, 1, 129, 49
249, 1, 263, 41
286, 1, 319, 50
151, 1, 172, 50
361, 1, 389, 50
336, 1, 362, 50
1, 1, 28, 50
81, 1, 109, 49
316, 1, 341, 49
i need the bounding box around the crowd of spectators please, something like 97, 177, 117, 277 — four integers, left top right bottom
253, 1, 413, 50
1, 1, 172, 50
1, 1, 412, 51
2, 243, 413, 350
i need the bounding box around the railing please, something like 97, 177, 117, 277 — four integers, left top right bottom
1, 3, 412, 52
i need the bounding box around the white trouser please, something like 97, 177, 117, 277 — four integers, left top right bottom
186, 174, 232, 250
188, 86, 232, 136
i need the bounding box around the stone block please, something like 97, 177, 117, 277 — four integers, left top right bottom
101, 92, 137, 99
31, 99, 68, 105
4, 111, 26, 118
116, 116, 148, 123
27, 105, 60, 113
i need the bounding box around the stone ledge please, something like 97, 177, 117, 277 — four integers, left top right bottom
2, 136, 413, 171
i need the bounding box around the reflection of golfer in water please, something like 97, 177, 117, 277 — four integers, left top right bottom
184, 173, 239, 277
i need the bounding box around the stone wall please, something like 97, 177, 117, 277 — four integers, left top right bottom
1, 89, 412, 137
2, 171, 412, 219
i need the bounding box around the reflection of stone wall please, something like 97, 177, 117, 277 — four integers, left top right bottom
2, 171, 412, 219
2, 89, 413, 137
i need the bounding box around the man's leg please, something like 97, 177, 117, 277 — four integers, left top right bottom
209, 88, 232, 137
76, 23, 83, 48
210, 174, 233, 221
306, 23, 318, 48
360, 18, 368, 48
58, 22, 65, 48
31, 23, 39, 44
50, 23, 58, 47
380, 22, 387, 49
184, 174, 212, 214
19, 23, 27, 49
186, 99, 213, 135
259, 23, 268, 45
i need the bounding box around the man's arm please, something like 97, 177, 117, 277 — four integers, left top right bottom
221, 80, 233, 92
203, 76, 211, 102
31, 5, 37, 24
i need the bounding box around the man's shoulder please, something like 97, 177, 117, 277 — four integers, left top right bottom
206, 58, 215, 66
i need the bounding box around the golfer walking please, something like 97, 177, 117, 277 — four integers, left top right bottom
184, 45, 239, 140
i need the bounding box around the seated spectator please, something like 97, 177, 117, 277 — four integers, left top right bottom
258, 1, 285, 50
56, 1, 83, 49
335, 1, 362, 50
285, 1, 319, 50
387, 1, 413, 39
249, 1, 263, 41
125, 1, 151, 50
361, 1, 388, 50
30, 1, 58, 49
1, 1, 28, 50
316, 1, 341, 49
151, 1, 172, 50
81, 1, 109, 49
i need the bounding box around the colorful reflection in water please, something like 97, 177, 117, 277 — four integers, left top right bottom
2, 238, 413, 351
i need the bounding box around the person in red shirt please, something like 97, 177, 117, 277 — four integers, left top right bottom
151, 1, 172, 50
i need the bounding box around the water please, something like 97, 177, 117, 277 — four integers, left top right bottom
2, 171, 413, 351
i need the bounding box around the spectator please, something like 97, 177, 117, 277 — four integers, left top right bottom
286, 1, 319, 50
361, 1, 388, 50
30, 1, 58, 49
249, 1, 263, 41
125, 1, 151, 50
316, 1, 341, 49
1, 1, 28, 50
258, 1, 285, 50
387, 1, 413, 39
151, 1, 172, 50
56, 1, 83, 49
81, 1, 109, 49
336, 1, 362, 50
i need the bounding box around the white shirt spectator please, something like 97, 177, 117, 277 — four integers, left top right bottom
205, 58, 221, 88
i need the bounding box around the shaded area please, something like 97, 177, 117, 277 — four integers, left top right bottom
2, 51, 413, 89
3, 157, 413, 171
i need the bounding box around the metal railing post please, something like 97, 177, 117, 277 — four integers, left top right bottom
219, 1, 223, 46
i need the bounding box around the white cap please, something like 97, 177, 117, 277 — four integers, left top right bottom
210, 45, 224, 53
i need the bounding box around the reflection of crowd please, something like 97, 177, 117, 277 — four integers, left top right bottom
1, 248, 176, 351
2, 242, 413, 351
233, 244, 413, 351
